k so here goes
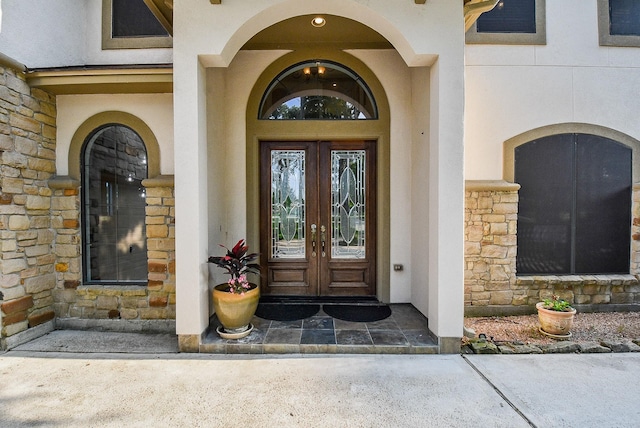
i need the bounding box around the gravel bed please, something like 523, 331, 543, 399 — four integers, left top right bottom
464, 311, 640, 347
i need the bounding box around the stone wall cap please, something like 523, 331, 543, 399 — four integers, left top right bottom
517, 274, 638, 283
0, 52, 27, 74
142, 175, 174, 188
48, 176, 80, 190
466, 180, 520, 192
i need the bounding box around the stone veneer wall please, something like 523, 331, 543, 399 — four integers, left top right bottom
0, 57, 176, 349
465, 180, 640, 316
0, 64, 57, 344
464, 181, 520, 311
52, 176, 176, 322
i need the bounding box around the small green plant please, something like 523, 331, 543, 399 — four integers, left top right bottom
542, 295, 574, 312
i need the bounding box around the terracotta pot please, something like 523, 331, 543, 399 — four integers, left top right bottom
212, 283, 260, 333
536, 302, 576, 336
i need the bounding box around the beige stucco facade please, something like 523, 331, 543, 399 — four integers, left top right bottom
2, 0, 640, 352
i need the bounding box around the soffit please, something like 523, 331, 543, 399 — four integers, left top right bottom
243, 15, 392, 50
26, 66, 173, 95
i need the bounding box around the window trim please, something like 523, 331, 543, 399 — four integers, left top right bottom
465, 0, 546, 45
102, 0, 172, 50
597, 0, 640, 47
69, 111, 161, 181
504, 123, 640, 183
258, 60, 379, 120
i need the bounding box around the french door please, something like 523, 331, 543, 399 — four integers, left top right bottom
260, 141, 376, 296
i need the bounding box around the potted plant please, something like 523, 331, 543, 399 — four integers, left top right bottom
536, 295, 576, 338
207, 239, 260, 339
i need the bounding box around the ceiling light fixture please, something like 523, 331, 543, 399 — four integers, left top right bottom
311, 17, 326, 28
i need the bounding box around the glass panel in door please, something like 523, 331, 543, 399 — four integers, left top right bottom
260, 141, 375, 297
331, 150, 366, 259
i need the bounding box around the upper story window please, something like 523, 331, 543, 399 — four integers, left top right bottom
259, 60, 378, 120
466, 0, 546, 45
82, 125, 148, 284
102, 0, 171, 50
598, 0, 640, 47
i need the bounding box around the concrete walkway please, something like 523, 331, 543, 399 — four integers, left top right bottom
1, 332, 639, 427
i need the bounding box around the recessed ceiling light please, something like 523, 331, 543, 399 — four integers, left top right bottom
311, 17, 326, 28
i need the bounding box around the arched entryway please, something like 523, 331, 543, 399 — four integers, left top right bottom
173, 1, 466, 352
246, 47, 391, 301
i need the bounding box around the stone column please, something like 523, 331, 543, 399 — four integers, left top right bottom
464, 180, 520, 314
142, 175, 176, 319
0, 63, 57, 345
49, 176, 82, 317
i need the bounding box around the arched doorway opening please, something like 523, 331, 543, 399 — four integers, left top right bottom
246, 47, 391, 300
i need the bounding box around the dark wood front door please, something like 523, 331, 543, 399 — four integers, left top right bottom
260, 140, 376, 296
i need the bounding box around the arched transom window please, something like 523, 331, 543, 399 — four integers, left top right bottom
81, 125, 148, 283
259, 60, 378, 120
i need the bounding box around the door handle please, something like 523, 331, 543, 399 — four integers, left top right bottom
321, 225, 326, 257
311, 224, 317, 257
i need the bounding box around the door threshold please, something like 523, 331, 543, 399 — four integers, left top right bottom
259, 295, 381, 305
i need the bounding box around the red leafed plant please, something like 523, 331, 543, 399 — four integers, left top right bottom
207, 239, 260, 294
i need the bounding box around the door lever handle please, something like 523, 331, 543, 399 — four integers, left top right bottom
311, 224, 317, 257
320, 225, 326, 257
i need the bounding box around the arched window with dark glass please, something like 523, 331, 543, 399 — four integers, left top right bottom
82, 125, 148, 283
515, 133, 632, 275
259, 60, 378, 120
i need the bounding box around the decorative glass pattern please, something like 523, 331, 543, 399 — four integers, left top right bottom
271, 150, 306, 258
331, 151, 366, 258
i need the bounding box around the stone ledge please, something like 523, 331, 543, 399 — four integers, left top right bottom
0, 52, 27, 74
517, 274, 639, 285
142, 174, 174, 188
1, 320, 54, 351
465, 180, 520, 192
48, 176, 80, 190
55, 317, 175, 334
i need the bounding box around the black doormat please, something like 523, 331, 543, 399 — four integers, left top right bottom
255, 303, 321, 321
323, 304, 391, 323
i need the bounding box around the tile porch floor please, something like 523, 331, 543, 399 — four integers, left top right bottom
201, 303, 439, 354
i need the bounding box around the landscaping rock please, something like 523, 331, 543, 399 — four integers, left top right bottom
469, 338, 499, 354
600, 340, 640, 353
578, 341, 612, 353
540, 341, 580, 354
498, 343, 543, 354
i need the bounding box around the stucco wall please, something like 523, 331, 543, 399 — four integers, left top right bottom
56, 94, 174, 176
464, 0, 640, 180
0, 0, 172, 68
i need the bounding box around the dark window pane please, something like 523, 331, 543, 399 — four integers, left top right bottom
112, 0, 168, 38
609, 0, 640, 36
476, 0, 537, 33
516, 134, 632, 275
516, 135, 573, 274
82, 125, 148, 283
575, 135, 631, 273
